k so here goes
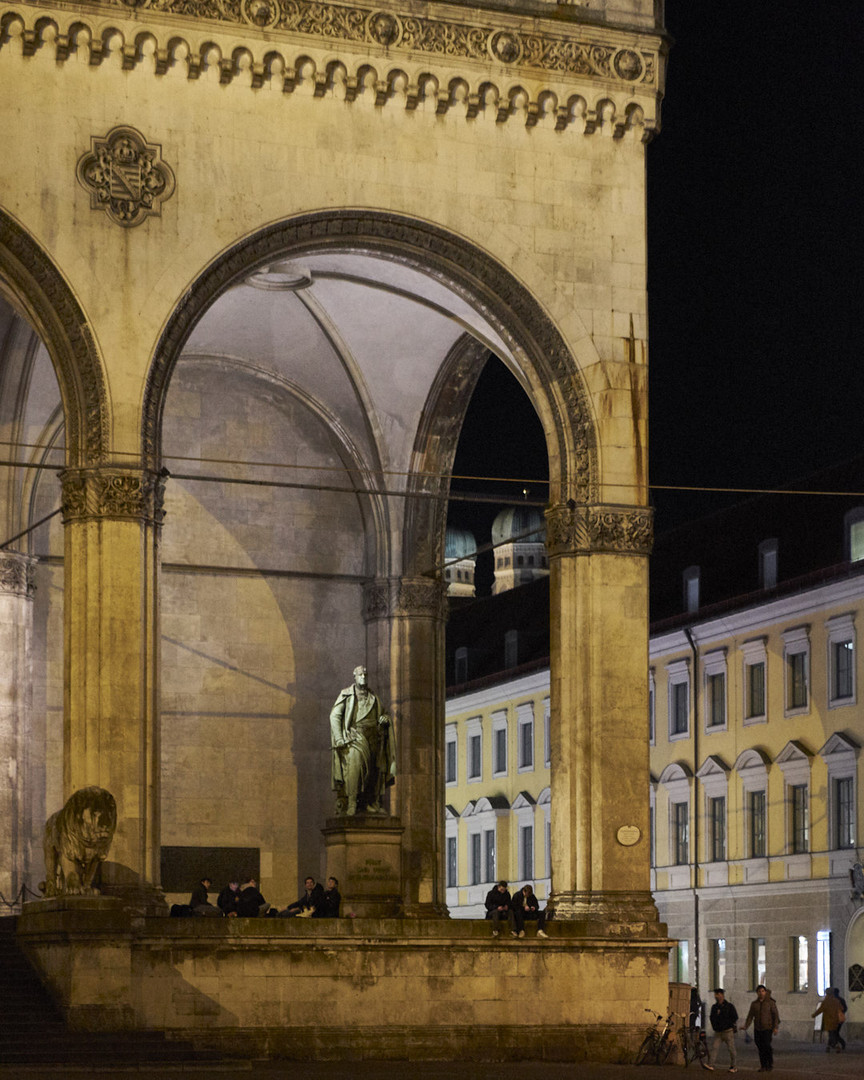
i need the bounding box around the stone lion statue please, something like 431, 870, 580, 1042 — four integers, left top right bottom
43, 786, 117, 897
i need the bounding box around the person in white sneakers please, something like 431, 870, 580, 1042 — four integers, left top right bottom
702, 988, 738, 1073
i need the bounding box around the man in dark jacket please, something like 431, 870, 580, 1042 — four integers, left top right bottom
703, 988, 738, 1072
189, 876, 221, 916
743, 986, 779, 1072
833, 988, 848, 1052
484, 881, 512, 937
316, 877, 341, 918
283, 876, 325, 917
237, 875, 267, 917
217, 879, 240, 917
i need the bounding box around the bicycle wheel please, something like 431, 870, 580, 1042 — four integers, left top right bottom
634, 1034, 658, 1066
656, 1036, 674, 1065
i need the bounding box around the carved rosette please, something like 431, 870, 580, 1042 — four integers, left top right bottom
545, 503, 653, 556
76, 126, 176, 229
0, 551, 37, 597
362, 577, 447, 622
60, 467, 168, 526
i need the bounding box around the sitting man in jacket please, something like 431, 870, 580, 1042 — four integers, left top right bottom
484, 880, 513, 937
317, 876, 341, 918
189, 876, 221, 916
283, 876, 325, 917
217, 879, 241, 917
237, 875, 268, 917
703, 988, 738, 1072
510, 883, 548, 938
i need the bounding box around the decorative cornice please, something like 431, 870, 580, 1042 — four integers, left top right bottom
363, 576, 448, 622
545, 502, 652, 556
0, 551, 37, 597
60, 466, 168, 524
0, 6, 660, 136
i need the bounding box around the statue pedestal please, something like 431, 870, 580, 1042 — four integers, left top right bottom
322, 816, 403, 917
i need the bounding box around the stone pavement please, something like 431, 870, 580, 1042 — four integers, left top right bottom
0, 1039, 859, 1080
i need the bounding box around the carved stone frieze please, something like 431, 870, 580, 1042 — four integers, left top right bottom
76, 127, 176, 229
60, 467, 168, 525
0, 551, 37, 597
44, 0, 659, 86
545, 503, 653, 556
363, 576, 447, 622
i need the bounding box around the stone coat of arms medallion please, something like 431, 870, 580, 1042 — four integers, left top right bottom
76, 126, 176, 228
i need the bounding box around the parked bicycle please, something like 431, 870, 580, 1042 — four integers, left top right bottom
678, 1020, 709, 1068
634, 1008, 677, 1066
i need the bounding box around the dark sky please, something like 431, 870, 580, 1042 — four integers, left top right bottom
449, 0, 862, 559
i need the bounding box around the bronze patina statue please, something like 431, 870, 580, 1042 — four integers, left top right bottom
330, 665, 396, 815
43, 786, 117, 896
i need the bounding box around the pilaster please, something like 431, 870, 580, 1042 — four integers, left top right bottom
59, 466, 167, 910
363, 575, 448, 916
0, 550, 36, 904
545, 502, 661, 932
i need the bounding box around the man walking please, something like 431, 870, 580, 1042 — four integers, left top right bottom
702, 988, 738, 1073
743, 985, 779, 1073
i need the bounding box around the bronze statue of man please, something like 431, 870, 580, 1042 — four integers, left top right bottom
330, 665, 396, 815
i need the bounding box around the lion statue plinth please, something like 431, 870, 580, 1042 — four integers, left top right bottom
43, 786, 117, 897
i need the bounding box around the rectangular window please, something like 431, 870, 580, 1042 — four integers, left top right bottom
670, 940, 690, 984
544, 698, 551, 767
468, 733, 482, 781
545, 816, 551, 879
671, 681, 689, 736
835, 776, 855, 849
709, 938, 727, 990
791, 935, 809, 992
749, 789, 767, 858
469, 833, 481, 885
454, 646, 468, 684
446, 836, 457, 888
832, 640, 854, 701
746, 661, 766, 720
673, 801, 689, 865
709, 796, 726, 862
707, 672, 726, 728
445, 738, 457, 785
791, 784, 809, 854
520, 824, 534, 880
518, 714, 534, 770
749, 937, 767, 989
493, 725, 507, 776
787, 651, 808, 711
483, 829, 495, 883
649, 671, 656, 745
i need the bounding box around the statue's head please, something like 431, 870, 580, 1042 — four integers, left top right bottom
353, 665, 368, 687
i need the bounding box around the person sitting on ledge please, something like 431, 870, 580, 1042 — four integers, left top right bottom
217, 878, 241, 917
237, 875, 268, 917
511, 883, 548, 938
189, 876, 221, 916
317, 876, 341, 918
282, 876, 325, 917
484, 880, 513, 937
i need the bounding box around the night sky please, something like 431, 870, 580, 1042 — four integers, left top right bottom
449, 0, 862, 569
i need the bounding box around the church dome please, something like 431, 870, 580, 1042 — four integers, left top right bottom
491, 506, 545, 547
445, 526, 477, 561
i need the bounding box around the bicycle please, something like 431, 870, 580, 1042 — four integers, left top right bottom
678, 1021, 709, 1067
634, 1008, 676, 1065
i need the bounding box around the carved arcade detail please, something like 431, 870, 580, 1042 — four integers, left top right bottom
545, 502, 653, 556
0, 551, 37, 597
363, 576, 448, 622
60, 467, 168, 525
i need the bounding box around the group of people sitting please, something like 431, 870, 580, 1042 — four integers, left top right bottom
484, 881, 548, 938
175, 874, 341, 919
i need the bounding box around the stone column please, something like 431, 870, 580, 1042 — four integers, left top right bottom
364, 575, 448, 917
60, 466, 166, 909
545, 502, 660, 930
0, 550, 36, 904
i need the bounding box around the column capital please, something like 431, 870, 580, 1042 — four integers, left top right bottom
60, 466, 168, 526
545, 502, 653, 557
363, 576, 448, 623
0, 551, 37, 597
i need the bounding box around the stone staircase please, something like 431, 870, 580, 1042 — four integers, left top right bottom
0, 915, 226, 1066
